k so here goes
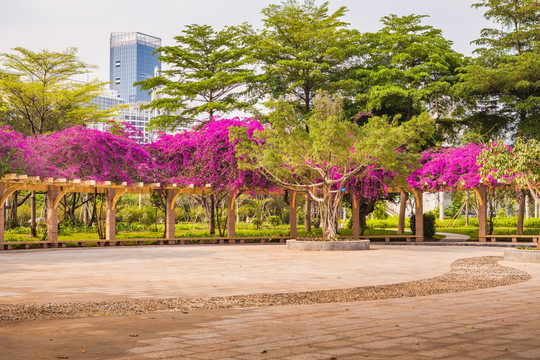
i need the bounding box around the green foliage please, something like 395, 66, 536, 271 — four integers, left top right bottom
357, 14, 462, 125
137, 24, 254, 130
267, 215, 281, 226
250, 0, 361, 114
234, 93, 433, 239
371, 201, 388, 220
457, 0, 539, 141
410, 212, 437, 238
0, 47, 112, 135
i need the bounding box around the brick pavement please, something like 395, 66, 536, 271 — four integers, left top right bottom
0, 246, 539, 359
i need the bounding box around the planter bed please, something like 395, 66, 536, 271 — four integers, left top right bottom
504, 248, 540, 263
286, 239, 370, 251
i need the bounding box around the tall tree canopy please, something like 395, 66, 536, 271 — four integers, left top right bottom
137, 24, 255, 131
356, 14, 462, 123
456, 0, 540, 141
249, 0, 360, 116
0, 47, 111, 135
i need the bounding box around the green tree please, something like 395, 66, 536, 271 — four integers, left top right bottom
249, 0, 360, 116
0, 47, 112, 237
137, 24, 254, 131
357, 14, 463, 123
233, 93, 434, 240
480, 139, 540, 242
0, 47, 111, 134
456, 0, 539, 141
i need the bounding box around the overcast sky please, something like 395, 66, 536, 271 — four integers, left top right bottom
2, 0, 492, 81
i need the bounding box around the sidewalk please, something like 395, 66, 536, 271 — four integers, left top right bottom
0, 245, 539, 359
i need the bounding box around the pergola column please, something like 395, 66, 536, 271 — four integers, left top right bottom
352, 195, 360, 237
474, 186, 488, 240
166, 190, 179, 240
0, 183, 5, 244
227, 191, 237, 242
413, 189, 424, 242
46, 185, 59, 243
289, 191, 297, 238
398, 189, 408, 234
106, 188, 116, 242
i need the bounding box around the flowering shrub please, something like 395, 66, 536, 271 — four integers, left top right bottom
34, 126, 152, 183
0, 127, 36, 177
407, 143, 500, 191
147, 118, 273, 192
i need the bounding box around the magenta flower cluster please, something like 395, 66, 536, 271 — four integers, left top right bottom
0, 119, 274, 192
407, 143, 500, 191
147, 118, 273, 192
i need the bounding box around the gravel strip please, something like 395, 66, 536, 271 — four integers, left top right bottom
0, 256, 530, 322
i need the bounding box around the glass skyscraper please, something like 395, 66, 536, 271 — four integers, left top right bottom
109, 32, 161, 103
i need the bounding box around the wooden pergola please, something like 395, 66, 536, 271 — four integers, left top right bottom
3, 173, 479, 248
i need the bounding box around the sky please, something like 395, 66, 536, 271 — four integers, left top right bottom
1, 0, 493, 82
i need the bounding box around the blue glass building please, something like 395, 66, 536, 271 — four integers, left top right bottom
109, 32, 161, 103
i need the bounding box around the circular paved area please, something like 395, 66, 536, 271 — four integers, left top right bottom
0, 244, 503, 304
1, 244, 539, 359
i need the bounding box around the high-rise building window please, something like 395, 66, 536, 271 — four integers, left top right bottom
109, 32, 161, 103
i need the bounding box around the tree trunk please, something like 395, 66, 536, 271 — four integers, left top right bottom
30, 191, 37, 237
209, 194, 216, 235
517, 190, 525, 235
465, 192, 469, 227
9, 191, 18, 228
406, 98, 413, 120
305, 196, 311, 232
321, 186, 344, 240
398, 190, 408, 234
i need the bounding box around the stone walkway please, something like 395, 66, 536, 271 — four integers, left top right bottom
0, 245, 539, 359
437, 231, 471, 242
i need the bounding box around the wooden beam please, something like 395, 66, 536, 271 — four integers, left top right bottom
53, 187, 75, 209
166, 189, 180, 240
111, 188, 127, 210
0, 184, 26, 207
228, 191, 237, 241
474, 186, 488, 239
46, 185, 59, 243
352, 195, 360, 237
106, 188, 116, 241
413, 189, 424, 242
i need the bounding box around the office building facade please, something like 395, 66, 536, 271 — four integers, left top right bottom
109, 32, 161, 103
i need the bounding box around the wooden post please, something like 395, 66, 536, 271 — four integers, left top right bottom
352, 195, 360, 237
305, 195, 311, 232
0, 183, 4, 244
474, 186, 487, 241
46, 185, 59, 244
413, 189, 424, 242
106, 188, 116, 242
398, 190, 408, 234
227, 192, 236, 242
166, 189, 178, 240
289, 191, 297, 238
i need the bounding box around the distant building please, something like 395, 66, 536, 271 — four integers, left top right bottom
90, 89, 157, 143
109, 32, 161, 103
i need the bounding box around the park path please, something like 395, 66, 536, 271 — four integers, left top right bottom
437, 231, 471, 242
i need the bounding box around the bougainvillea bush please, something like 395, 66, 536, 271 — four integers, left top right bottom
407, 143, 501, 191
0, 126, 37, 177
147, 118, 274, 192
34, 126, 152, 184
